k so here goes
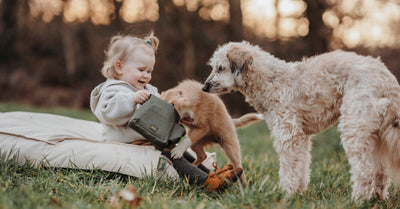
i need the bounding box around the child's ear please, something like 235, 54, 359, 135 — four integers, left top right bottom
114, 60, 123, 75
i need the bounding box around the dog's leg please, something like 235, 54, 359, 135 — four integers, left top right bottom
339, 95, 389, 201
341, 133, 377, 201
373, 156, 389, 200
341, 134, 390, 201
272, 127, 311, 195
171, 136, 192, 159
220, 136, 242, 169
220, 132, 247, 186
171, 128, 209, 160
190, 142, 208, 167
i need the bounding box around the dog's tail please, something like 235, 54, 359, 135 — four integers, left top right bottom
232, 113, 263, 128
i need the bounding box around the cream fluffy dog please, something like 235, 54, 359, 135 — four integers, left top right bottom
202, 41, 400, 201
161, 80, 263, 186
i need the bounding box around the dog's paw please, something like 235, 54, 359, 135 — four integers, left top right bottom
171, 145, 186, 159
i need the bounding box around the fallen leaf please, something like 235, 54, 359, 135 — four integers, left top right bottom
109, 185, 142, 208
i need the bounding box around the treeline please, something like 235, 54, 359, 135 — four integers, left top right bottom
0, 0, 399, 115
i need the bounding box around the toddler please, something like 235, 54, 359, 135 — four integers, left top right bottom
90, 33, 242, 192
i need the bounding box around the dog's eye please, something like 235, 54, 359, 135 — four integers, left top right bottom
218, 66, 223, 71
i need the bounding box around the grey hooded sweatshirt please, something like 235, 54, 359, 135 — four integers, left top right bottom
90, 79, 160, 143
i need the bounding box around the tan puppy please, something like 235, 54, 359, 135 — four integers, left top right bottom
161, 80, 262, 186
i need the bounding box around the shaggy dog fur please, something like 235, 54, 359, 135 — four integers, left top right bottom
161, 80, 263, 186
202, 41, 400, 201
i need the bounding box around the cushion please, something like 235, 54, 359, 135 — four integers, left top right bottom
0, 111, 216, 179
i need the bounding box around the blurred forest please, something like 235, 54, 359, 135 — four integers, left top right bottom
1, 0, 400, 116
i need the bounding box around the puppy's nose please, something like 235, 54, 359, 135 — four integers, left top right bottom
202, 82, 210, 92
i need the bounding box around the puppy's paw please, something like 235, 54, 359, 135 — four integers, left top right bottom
171, 145, 186, 159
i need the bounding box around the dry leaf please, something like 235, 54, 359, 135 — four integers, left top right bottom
109, 185, 142, 208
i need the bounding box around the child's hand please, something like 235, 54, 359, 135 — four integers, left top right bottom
133, 90, 150, 104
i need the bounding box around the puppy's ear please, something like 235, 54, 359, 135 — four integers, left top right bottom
160, 91, 167, 100
160, 89, 182, 101
227, 45, 253, 76
160, 89, 174, 100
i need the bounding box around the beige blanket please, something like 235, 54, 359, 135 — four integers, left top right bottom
0, 111, 215, 179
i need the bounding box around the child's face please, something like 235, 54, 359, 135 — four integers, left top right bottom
116, 46, 155, 90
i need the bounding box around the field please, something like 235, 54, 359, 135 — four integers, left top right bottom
0, 103, 399, 209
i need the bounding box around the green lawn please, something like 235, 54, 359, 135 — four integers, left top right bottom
0, 103, 399, 209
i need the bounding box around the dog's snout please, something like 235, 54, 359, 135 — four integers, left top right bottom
202, 83, 210, 92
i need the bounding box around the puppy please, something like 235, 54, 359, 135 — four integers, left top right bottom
203, 41, 400, 200
161, 80, 262, 186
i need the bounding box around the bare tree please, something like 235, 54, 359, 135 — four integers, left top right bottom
0, 0, 20, 63
179, 8, 196, 79
303, 0, 331, 54
228, 0, 243, 41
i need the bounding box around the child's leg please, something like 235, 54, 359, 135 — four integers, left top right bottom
161, 150, 208, 185
182, 151, 211, 173
161, 150, 243, 192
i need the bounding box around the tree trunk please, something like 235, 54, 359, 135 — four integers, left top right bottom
179, 10, 195, 79
61, 24, 76, 77
228, 0, 243, 41
275, 0, 280, 38
303, 0, 331, 54
0, 0, 19, 63
113, 0, 124, 31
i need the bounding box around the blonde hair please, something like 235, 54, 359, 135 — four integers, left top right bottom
101, 33, 159, 79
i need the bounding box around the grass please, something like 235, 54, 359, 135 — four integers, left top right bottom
1, 103, 400, 208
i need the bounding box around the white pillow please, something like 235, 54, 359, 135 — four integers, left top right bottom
0, 112, 216, 179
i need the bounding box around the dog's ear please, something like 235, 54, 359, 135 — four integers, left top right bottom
227, 45, 253, 76
160, 90, 168, 100
160, 89, 175, 100
161, 89, 182, 99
